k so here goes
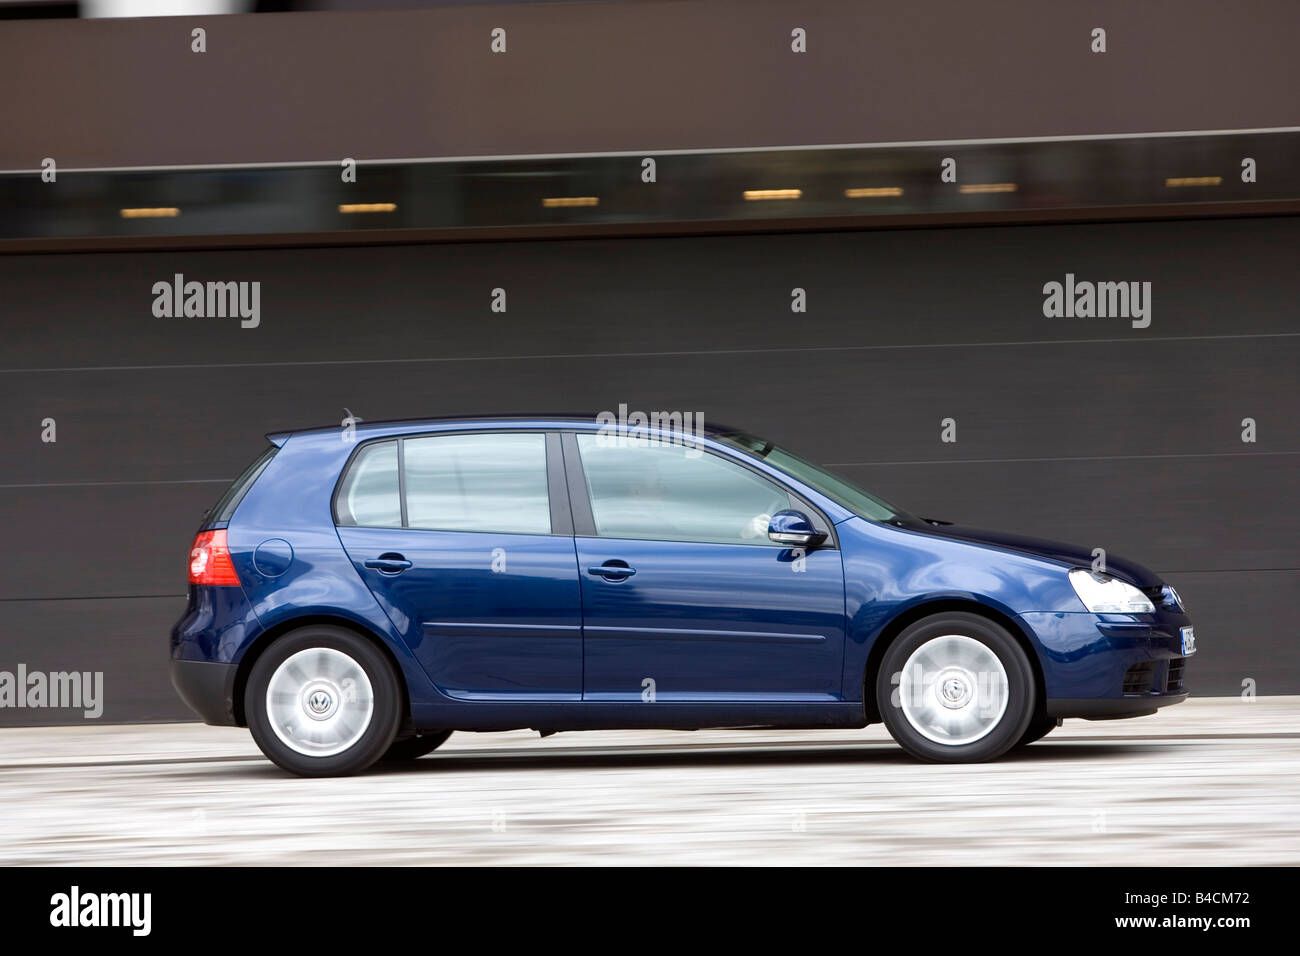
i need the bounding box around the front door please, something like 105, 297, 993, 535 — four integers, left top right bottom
567, 433, 846, 702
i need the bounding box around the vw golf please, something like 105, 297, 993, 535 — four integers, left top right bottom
171, 416, 1193, 775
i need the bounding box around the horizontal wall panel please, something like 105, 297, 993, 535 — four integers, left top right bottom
0, 597, 190, 726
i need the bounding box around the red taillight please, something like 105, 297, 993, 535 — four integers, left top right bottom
189, 529, 241, 586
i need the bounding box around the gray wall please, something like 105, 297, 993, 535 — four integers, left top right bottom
2, 0, 1299, 169
1, 214, 1297, 722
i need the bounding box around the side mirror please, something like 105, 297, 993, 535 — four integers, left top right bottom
767, 510, 827, 548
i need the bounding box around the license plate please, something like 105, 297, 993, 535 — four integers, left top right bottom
1180, 626, 1197, 656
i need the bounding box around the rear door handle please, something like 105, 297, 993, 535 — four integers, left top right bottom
587, 562, 636, 580
365, 553, 412, 574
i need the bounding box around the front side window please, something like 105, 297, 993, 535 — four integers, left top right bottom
404, 432, 551, 535
576, 434, 790, 545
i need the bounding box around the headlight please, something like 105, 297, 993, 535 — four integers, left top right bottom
1068, 569, 1155, 614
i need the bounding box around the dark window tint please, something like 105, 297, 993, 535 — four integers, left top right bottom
576, 435, 790, 545
336, 440, 401, 527
210, 445, 277, 523
404, 433, 551, 534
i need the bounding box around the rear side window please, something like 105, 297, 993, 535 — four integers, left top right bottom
335, 432, 552, 535
336, 440, 401, 527
404, 433, 550, 534
210, 445, 277, 523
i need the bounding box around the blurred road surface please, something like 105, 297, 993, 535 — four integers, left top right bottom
1, 696, 1296, 865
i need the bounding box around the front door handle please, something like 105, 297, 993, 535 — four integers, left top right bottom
365, 553, 412, 574
587, 562, 636, 580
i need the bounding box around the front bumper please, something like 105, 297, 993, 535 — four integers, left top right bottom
170, 658, 239, 726
1021, 609, 1193, 719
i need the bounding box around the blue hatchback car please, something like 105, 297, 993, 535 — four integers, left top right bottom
171, 415, 1193, 775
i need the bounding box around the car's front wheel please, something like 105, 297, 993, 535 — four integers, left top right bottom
876, 612, 1036, 762
246, 626, 402, 777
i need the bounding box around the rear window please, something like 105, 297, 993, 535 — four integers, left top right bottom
210, 445, 277, 523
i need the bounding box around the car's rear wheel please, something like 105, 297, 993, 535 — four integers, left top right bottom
876, 612, 1036, 762
246, 626, 402, 777
381, 730, 453, 762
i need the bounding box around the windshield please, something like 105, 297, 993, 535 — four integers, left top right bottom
716, 431, 918, 524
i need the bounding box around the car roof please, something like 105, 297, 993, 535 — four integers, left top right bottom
267, 413, 747, 445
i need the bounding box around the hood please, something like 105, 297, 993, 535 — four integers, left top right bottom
912, 519, 1163, 588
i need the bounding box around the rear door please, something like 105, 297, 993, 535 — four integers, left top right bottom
335, 430, 582, 700
566, 432, 847, 702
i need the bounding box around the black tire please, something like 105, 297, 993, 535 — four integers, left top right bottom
246, 626, 403, 777
1013, 715, 1060, 748
875, 612, 1036, 763
381, 730, 453, 762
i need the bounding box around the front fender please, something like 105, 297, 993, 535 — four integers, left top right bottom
838, 517, 1080, 700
